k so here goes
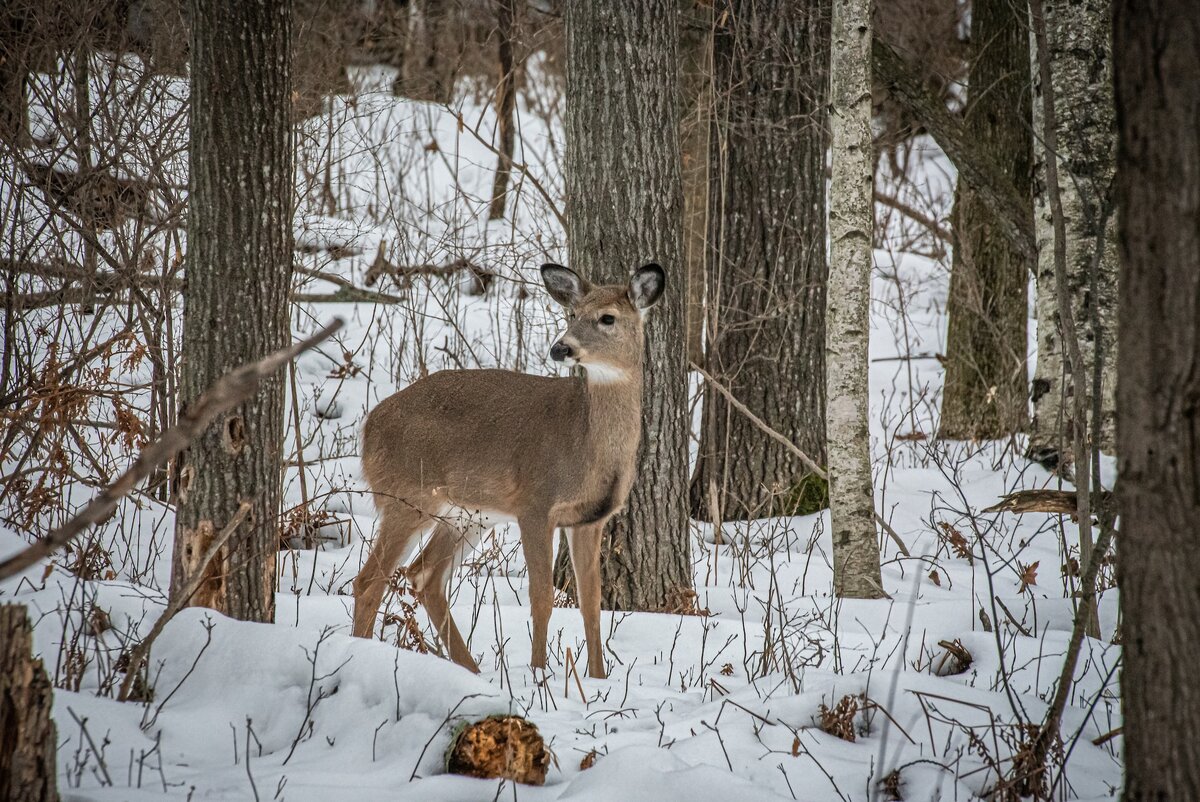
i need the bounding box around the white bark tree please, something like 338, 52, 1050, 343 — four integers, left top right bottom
1029, 0, 1118, 469
826, 0, 883, 599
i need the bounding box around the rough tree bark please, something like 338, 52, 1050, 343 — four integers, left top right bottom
1113, 2, 1200, 797
827, 0, 884, 599
0, 605, 57, 802
562, 0, 691, 611
689, 0, 830, 522
940, 0, 1033, 439
172, 0, 293, 623
1029, 0, 1118, 467
679, 1, 711, 364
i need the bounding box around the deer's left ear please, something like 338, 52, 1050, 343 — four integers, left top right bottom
628, 263, 666, 310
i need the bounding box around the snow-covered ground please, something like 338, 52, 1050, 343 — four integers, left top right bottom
0, 60, 1121, 800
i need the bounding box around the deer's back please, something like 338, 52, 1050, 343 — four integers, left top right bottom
361, 369, 586, 510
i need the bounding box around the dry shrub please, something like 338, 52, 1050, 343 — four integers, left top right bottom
662, 586, 712, 617
61, 538, 114, 581
445, 715, 551, 786
381, 580, 432, 654
933, 638, 973, 676
879, 768, 904, 801
818, 694, 861, 742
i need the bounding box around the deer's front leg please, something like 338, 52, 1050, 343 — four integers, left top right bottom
567, 523, 607, 679
519, 515, 554, 671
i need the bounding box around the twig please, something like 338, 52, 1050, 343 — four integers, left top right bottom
116, 501, 252, 702
0, 319, 343, 581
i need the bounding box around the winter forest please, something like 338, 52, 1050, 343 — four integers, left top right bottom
0, 0, 1195, 800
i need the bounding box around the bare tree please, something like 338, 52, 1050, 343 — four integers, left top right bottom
1028, 0, 1118, 469
827, 0, 883, 599
1113, 1, 1200, 796
939, 0, 1033, 440
172, 0, 294, 622
562, 0, 691, 611
689, 0, 830, 523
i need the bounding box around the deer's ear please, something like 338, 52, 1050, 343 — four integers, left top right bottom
628, 263, 666, 310
541, 263, 589, 307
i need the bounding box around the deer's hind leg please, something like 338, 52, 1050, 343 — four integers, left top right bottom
409, 517, 488, 673
353, 502, 430, 639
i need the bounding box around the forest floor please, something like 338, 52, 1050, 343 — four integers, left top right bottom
0, 63, 1121, 800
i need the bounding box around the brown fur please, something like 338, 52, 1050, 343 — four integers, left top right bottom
352, 264, 664, 679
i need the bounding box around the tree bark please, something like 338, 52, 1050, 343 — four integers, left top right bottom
939, 0, 1033, 439
488, 0, 517, 221
1113, 2, 1200, 797
172, 0, 293, 623
688, 0, 830, 522
828, 0, 884, 598
563, 0, 691, 611
0, 7, 30, 148
679, 1, 711, 364
1029, 0, 1118, 467
0, 605, 57, 802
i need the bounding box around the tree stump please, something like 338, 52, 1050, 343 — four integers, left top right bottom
445, 715, 550, 785
0, 605, 57, 802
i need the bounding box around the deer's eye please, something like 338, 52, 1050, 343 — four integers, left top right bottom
599, 314, 616, 326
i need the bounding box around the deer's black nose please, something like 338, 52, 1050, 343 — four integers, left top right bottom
550, 341, 575, 362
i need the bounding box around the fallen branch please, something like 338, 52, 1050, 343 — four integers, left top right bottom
691, 363, 910, 557
0, 320, 344, 582
983, 489, 1113, 515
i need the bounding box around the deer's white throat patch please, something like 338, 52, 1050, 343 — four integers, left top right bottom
584, 362, 630, 384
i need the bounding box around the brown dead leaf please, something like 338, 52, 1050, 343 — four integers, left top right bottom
791, 736, 800, 757
928, 569, 941, 587
937, 522, 973, 564
1018, 561, 1040, 594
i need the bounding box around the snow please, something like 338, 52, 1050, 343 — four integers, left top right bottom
0, 57, 1121, 801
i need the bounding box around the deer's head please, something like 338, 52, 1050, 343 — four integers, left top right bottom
540, 263, 665, 384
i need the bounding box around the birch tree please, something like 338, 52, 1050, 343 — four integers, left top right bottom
1028, 0, 1118, 469
172, 0, 293, 622
1114, 0, 1200, 794
827, 0, 883, 599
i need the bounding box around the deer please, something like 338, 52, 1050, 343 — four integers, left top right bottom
352, 262, 666, 679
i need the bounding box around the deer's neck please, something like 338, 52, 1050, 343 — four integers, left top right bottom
580, 371, 643, 464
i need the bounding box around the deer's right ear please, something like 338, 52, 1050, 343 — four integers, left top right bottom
541, 263, 589, 307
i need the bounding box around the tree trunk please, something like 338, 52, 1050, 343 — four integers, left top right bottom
679, 1, 711, 365
563, 0, 691, 611
1029, 0, 1118, 469
828, 0, 884, 599
488, 0, 517, 221
0, 7, 30, 148
687, 0, 830, 523
402, 0, 463, 103
939, 0, 1033, 439
0, 605, 57, 802
172, 0, 293, 623
1113, 3, 1200, 797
